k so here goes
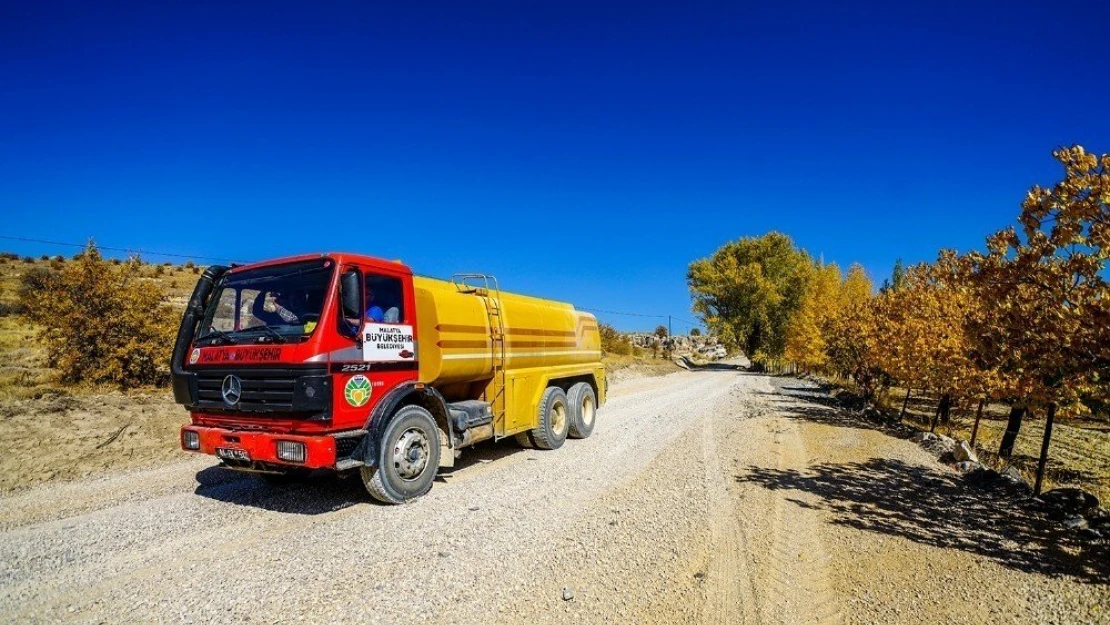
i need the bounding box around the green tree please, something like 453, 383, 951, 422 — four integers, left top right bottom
690, 328, 701, 336
687, 232, 810, 362
654, 325, 668, 338
879, 258, 906, 293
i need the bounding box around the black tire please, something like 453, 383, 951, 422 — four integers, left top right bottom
567, 382, 597, 439
360, 405, 441, 504
523, 386, 570, 450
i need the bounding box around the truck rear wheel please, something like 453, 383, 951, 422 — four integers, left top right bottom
567, 382, 597, 439
361, 405, 441, 504
519, 386, 569, 450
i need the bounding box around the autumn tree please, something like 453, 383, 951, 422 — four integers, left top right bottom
823, 264, 882, 398
966, 146, 1109, 490
687, 232, 809, 364
20, 242, 178, 387
870, 253, 993, 426
784, 261, 842, 373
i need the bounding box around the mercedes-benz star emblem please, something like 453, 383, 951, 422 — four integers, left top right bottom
221, 375, 242, 406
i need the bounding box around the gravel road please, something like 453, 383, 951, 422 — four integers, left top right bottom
1, 364, 1106, 624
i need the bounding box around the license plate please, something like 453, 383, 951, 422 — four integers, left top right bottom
216, 447, 250, 461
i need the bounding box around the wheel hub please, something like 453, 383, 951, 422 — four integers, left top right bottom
393, 428, 430, 480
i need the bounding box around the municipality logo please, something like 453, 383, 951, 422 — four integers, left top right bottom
344, 375, 372, 407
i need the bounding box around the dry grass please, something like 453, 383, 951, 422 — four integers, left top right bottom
0, 256, 197, 492
892, 391, 1110, 504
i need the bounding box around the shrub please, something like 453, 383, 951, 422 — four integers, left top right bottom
191, 265, 200, 274
19, 267, 57, 300
39, 254, 49, 261
22, 256, 34, 263
20, 243, 177, 387
184, 261, 195, 269
599, 323, 632, 356
0, 252, 19, 261
154, 264, 165, 276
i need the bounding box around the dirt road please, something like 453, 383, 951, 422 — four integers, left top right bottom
1, 365, 1105, 624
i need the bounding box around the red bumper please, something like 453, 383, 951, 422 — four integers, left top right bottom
181, 425, 339, 470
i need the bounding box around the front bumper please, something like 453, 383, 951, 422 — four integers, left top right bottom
182, 425, 343, 470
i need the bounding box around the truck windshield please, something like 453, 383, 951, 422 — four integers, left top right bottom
196, 259, 334, 345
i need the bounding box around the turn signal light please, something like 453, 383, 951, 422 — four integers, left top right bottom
182, 430, 200, 450
276, 440, 306, 463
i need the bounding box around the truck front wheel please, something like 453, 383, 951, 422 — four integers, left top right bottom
361, 405, 441, 504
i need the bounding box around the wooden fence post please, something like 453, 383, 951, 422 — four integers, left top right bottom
1033, 403, 1057, 496
970, 398, 985, 447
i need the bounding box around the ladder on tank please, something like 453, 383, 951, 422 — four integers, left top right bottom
452, 274, 508, 436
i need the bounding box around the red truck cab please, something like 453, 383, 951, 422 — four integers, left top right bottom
173, 253, 427, 480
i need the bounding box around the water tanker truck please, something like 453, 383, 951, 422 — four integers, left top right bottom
172, 253, 605, 503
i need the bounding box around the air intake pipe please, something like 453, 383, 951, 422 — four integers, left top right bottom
170, 265, 228, 404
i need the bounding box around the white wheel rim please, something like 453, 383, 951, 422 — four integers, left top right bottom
552, 400, 568, 435
581, 396, 595, 427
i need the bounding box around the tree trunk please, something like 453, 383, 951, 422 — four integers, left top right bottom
998, 405, 1027, 459
970, 398, 985, 447
939, 394, 952, 426
930, 395, 951, 432
898, 388, 911, 422
1033, 403, 1057, 495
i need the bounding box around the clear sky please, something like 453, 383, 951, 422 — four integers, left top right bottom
1, 1, 1107, 332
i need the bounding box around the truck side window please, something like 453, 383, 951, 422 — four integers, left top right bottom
338, 269, 363, 338
365, 274, 404, 324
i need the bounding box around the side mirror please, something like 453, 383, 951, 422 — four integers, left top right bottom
339, 270, 362, 337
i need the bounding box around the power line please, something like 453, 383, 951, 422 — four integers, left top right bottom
0, 234, 248, 264
579, 306, 666, 319
0, 234, 706, 326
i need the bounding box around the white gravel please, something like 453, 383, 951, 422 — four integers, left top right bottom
0, 363, 1104, 624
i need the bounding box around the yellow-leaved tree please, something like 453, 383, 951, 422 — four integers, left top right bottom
20, 242, 178, 387
966, 145, 1109, 492
784, 261, 842, 373
824, 264, 881, 398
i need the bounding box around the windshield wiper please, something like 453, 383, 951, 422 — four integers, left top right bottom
238, 324, 287, 343
198, 327, 237, 344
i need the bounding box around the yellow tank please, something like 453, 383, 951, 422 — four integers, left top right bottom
412, 276, 604, 436
414, 276, 601, 383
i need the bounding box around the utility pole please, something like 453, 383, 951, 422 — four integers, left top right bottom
668, 315, 672, 336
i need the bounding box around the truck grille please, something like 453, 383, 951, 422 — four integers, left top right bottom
193, 367, 326, 413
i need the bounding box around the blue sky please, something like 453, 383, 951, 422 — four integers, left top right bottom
1, 1, 1107, 332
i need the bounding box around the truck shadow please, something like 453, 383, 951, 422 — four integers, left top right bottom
192, 438, 530, 512
436, 437, 531, 481
193, 465, 369, 514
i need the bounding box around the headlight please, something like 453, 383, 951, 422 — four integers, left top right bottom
182, 430, 200, 450
276, 440, 306, 463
